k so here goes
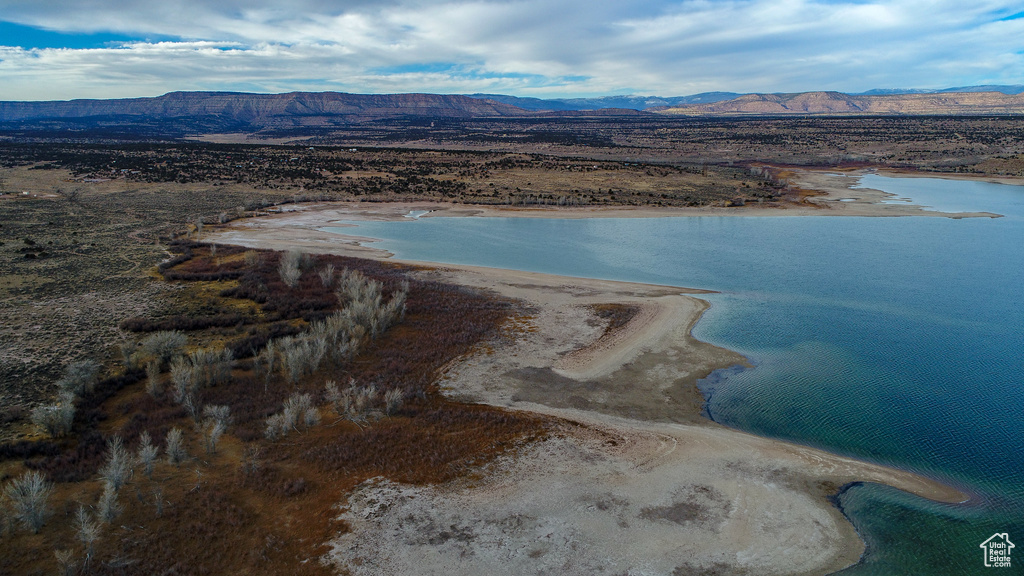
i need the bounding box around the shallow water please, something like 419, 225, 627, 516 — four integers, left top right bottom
324, 175, 1024, 574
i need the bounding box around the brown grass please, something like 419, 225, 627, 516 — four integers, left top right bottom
0, 246, 550, 575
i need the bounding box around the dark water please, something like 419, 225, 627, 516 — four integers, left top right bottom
324, 174, 1024, 574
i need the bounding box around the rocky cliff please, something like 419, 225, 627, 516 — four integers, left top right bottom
656, 91, 1024, 115
0, 91, 533, 126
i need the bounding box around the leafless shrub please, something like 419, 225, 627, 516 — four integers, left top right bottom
30, 391, 75, 438
98, 436, 132, 492
182, 393, 201, 424
56, 359, 101, 396
264, 413, 286, 441
304, 405, 321, 427
188, 347, 234, 388
324, 380, 343, 413
335, 272, 408, 339
242, 446, 261, 475
152, 486, 164, 518
165, 427, 187, 466
255, 340, 277, 389
75, 505, 101, 561
4, 471, 53, 533
119, 340, 138, 370
318, 263, 335, 287
243, 249, 261, 268
140, 330, 186, 368
97, 484, 121, 524
384, 388, 404, 416
278, 249, 302, 288
266, 393, 319, 440
55, 549, 77, 576
202, 404, 231, 428
170, 356, 197, 403
145, 359, 162, 397
137, 431, 159, 479
277, 335, 324, 384
201, 405, 230, 454
203, 420, 226, 454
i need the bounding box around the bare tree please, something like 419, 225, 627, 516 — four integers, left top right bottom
56, 359, 101, 397
4, 471, 52, 533
75, 505, 101, 564
30, 391, 75, 438
145, 360, 162, 397
97, 484, 121, 524
99, 436, 132, 492
278, 250, 303, 288
137, 431, 159, 479
140, 330, 187, 368
165, 427, 187, 466
318, 263, 335, 287
384, 388, 404, 416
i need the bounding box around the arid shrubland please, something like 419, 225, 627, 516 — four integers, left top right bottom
30, 390, 75, 437
4, 471, 52, 534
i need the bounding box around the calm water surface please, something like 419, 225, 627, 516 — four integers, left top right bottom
324, 174, 1024, 574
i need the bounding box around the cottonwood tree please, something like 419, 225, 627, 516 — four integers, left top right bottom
278, 250, 303, 288
56, 359, 101, 396
30, 391, 75, 438
165, 427, 187, 466
4, 471, 52, 534
98, 436, 132, 492
136, 431, 159, 479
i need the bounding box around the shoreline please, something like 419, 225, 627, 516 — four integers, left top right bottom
209, 164, 1004, 230
207, 205, 968, 575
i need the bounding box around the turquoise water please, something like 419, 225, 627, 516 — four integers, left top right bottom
324, 175, 1024, 574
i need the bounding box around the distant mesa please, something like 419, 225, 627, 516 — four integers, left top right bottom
2, 87, 1023, 138
655, 90, 1024, 116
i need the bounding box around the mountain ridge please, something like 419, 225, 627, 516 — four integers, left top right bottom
2, 88, 1023, 138
656, 90, 1024, 115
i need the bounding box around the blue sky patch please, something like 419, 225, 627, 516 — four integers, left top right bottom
0, 20, 169, 49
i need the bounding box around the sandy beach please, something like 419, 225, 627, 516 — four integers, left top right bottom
206, 191, 969, 575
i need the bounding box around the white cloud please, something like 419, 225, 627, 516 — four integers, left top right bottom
0, 0, 1022, 99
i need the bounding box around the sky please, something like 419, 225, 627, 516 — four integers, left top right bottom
0, 0, 1023, 101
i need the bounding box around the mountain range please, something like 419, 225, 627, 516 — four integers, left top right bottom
1, 86, 1023, 137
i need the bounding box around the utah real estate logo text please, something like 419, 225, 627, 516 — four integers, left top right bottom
980, 533, 1014, 568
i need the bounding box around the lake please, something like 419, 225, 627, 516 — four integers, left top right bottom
324, 173, 1024, 574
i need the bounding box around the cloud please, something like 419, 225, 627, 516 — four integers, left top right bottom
1, 0, 1022, 100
